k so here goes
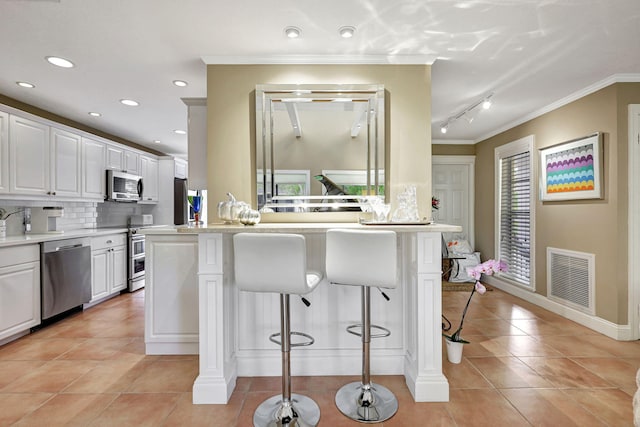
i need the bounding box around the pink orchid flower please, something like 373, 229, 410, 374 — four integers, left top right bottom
475, 281, 486, 294
445, 259, 508, 343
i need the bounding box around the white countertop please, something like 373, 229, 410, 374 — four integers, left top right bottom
0, 227, 129, 248
141, 222, 462, 235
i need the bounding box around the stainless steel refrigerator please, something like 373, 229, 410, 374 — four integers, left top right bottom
174, 178, 188, 225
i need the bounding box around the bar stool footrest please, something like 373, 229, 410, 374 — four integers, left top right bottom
269, 331, 315, 347
346, 323, 391, 339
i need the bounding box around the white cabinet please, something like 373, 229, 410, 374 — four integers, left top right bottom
105, 144, 139, 175
82, 137, 106, 200
9, 115, 50, 196
139, 155, 158, 203
124, 150, 139, 174
50, 127, 82, 198
106, 144, 124, 171
0, 245, 40, 342
174, 158, 188, 179
0, 111, 8, 194
90, 233, 127, 302
145, 233, 199, 354
8, 115, 82, 198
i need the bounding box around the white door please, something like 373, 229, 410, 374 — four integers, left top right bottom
106, 144, 124, 170
50, 127, 82, 197
82, 137, 106, 200
9, 115, 49, 196
432, 155, 475, 247
628, 104, 640, 340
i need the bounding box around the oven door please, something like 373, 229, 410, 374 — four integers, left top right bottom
130, 235, 145, 257
130, 255, 145, 280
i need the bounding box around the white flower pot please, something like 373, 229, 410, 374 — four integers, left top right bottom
445, 339, 464, 364
0, 220, 5, 238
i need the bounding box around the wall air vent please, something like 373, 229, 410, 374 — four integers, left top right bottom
547, 247, 595, 315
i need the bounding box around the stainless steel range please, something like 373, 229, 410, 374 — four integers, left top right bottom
127, 215, 153, 292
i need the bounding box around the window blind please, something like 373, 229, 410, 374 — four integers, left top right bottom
499, 150, 531, 285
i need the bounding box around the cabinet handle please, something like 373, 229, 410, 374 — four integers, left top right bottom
52, 192, 56, 196
106, 240, 113, 244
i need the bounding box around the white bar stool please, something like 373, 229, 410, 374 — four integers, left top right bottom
325, 228, 398, 424
233, 232, 323, 427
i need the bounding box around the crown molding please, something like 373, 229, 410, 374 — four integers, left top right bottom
201, 54, 436, 65
475, 73, 640, 143
432, 139, 475, 145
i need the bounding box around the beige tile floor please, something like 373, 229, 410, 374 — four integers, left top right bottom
1, 286, 639, 426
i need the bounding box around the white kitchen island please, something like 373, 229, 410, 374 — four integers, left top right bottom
144, 222, 460, 405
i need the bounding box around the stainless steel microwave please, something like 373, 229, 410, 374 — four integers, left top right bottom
106, 170, 143, 202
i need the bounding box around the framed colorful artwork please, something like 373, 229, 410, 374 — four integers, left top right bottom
539, 133, 603, 201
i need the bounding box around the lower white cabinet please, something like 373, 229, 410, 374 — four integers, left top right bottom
0, 245, 40, 342
90, 233, 127, 302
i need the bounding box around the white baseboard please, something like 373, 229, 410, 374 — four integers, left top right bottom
484, 276, 632, 340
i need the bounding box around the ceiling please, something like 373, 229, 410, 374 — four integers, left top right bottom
1, 0, 639, 159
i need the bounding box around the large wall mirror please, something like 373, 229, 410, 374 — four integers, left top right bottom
255, 84, 385, 214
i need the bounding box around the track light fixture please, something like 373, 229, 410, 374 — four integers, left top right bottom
439, 93, 493, 134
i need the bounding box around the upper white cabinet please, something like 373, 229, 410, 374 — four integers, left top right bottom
1, 107, 157, 202
105, 144, 140, 175
105, 144, 124, 171
9, 115, 50, 196
0, 111, 8, 194
82, 137, 106, 200
125, 150, 140, 175
9, 116, 83, 198
50, 127, 82, 198
175, 158, 188, 179
139, 155, 158, 203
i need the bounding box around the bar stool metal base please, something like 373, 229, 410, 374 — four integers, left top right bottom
253, 393, 321, 427
335, 381, 398, 424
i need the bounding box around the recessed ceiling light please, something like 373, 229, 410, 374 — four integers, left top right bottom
120, 99, 139, 107
16, 81, 35, 88
45, 56, 74, 68
339, 26, 356, 38
482, 98, 492, 109
173, 129, 186, 135
173, 80, 188, 87
153, 140, 161, 144
284, 26, 301, 38
88, 112, 101, 117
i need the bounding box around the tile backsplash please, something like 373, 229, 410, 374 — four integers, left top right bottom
0, 199, 153, 236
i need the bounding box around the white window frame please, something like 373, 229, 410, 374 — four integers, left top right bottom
257, 169, 310, 195
494, 135, 536, 291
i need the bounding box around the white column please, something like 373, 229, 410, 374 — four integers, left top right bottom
192, 233, 237, 404
403, 232, 449, 401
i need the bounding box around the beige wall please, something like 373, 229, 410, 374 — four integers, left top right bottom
206, 64, 432, 219
432, 144, 476, 156
266, 108, 376, 196
474, 83, 640, 324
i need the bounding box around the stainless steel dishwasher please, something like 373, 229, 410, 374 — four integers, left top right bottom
41, 237, 92, 321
